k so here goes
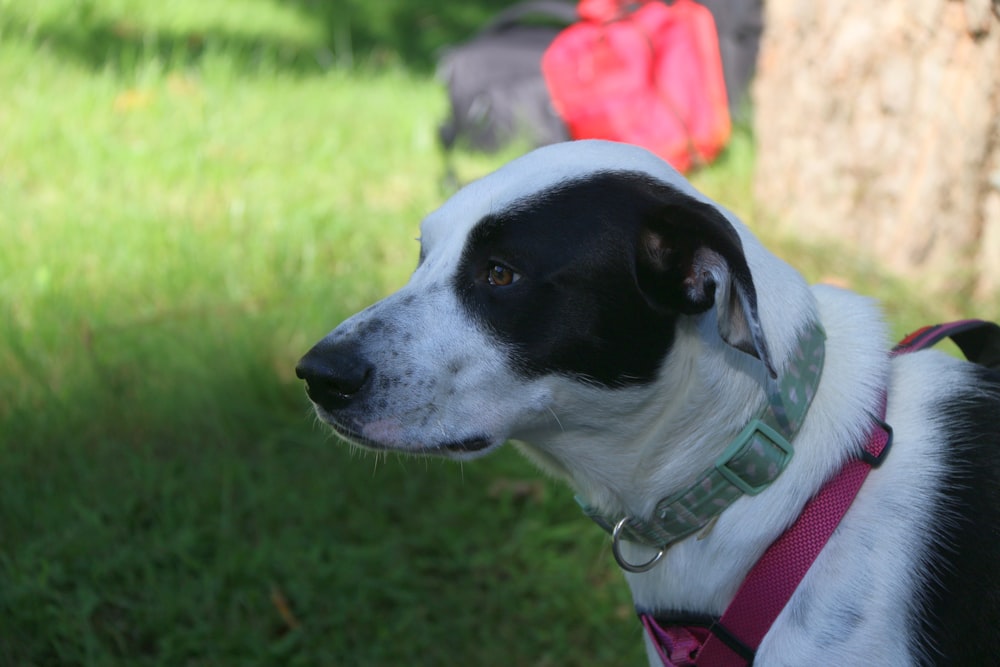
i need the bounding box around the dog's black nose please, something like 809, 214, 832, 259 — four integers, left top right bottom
295, 342, 374, 410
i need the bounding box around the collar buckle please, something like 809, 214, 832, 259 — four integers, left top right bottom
714, 419, 794, 496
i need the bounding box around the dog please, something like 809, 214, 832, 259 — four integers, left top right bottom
295, 140, 1000, 665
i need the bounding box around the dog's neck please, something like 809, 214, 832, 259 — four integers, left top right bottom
513, 318, 823, 531
580, 321, 826, 560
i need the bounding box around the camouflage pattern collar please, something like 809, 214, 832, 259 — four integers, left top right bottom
580, 321, 827, 572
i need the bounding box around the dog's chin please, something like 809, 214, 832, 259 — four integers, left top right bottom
315, 410, 502, 460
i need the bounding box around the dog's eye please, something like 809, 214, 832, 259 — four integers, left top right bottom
487, 263, 520, 287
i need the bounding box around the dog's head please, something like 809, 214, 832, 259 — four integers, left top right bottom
296, 141, 780, 462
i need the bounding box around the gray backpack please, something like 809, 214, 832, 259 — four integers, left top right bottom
436, 1, 577, 155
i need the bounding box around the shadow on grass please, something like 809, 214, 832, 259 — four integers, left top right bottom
0, 328, 640, 665
278, 0, 524, 70
4, 12, 326, 75
0, 296, 643, 665
4, 0, 522, 76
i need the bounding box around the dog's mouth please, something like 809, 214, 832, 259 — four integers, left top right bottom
315, 411, 498, 458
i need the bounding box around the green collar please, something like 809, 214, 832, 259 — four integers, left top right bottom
579, 321, 826, 570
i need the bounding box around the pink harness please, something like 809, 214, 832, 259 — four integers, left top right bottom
641, 319, 1000, 666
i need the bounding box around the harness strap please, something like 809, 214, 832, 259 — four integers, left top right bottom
642, 615, 710, 667
693, 400, 891, 665
892, 319, 1000, 369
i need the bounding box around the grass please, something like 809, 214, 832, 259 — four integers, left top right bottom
2, 2, 639, 665
1, 1, 996, 665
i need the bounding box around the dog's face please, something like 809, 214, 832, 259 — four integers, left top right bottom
296, 141, 769, 461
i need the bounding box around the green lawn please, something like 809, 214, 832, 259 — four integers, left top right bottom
1, 2, 995, 666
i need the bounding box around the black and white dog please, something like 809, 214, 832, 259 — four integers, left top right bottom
296, 140, 1000, 665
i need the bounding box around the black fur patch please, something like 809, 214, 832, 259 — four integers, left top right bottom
918, 364, 1000, 663
452, 170, 751, 387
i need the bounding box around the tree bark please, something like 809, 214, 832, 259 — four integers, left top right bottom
753, 0, 1000, 297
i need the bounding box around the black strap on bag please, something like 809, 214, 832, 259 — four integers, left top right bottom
697, 0, 764, 119
436, 1, 577, 188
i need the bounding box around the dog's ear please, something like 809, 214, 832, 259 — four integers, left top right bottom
637, 195, 776, 378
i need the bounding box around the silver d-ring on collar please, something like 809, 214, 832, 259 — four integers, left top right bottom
612, 517, 666, 573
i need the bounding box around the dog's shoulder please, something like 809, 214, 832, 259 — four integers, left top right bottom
770, 289, 1000, 664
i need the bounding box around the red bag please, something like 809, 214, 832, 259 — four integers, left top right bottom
541, 0, 730, 173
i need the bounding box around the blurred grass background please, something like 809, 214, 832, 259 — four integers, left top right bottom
1, 1, 995, 665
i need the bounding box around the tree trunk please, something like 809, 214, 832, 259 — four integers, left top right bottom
753, 0, 1000, 298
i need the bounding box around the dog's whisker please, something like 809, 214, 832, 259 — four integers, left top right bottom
547, 407, 565, 432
